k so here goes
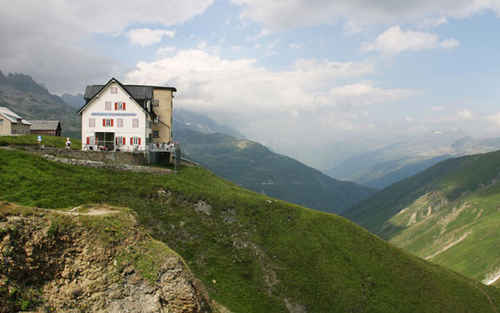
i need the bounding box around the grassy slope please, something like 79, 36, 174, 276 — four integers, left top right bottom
177, 129, 375, 214
344, 150, 500, 284
0, 134, 81, 149
0, 148, 499, 312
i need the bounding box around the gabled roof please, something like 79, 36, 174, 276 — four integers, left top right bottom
80, 77, 176, 115
0, 107, 31, 125
78, 77, 130, 114
29, 120, 61, 131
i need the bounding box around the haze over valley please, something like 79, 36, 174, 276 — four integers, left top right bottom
2, 1, 500, 312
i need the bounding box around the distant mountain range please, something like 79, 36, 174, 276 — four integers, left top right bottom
344, 150, 500, 285
0, 70, 374, 213
327, 133, 500, 189
61, 93, 85, 109
0, 70, 80, 137
173, 109, 375, 213
174, 126, 375, 214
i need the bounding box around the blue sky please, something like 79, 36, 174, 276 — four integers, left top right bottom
2, 0, 500, 168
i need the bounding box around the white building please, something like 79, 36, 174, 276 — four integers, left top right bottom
0, 107, 31, 136
79, 78, 176, 152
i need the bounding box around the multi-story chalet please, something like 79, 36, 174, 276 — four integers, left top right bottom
79, 78, 176, 152
0, 107, 31, 136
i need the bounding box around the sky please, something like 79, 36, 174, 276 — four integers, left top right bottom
2, 0, 500, 169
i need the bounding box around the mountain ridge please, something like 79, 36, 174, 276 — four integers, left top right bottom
175, 127, 375, 213
344, 149, 500, 285
327, 134, 500, 189
0, 70, 81, 137
0, 141, 499, 312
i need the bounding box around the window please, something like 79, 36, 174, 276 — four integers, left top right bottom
102, 119, 114, 127
88, 118, 95, 128
148, 121, 152, 129
110, 87, 118, 94
115, 102, 126, 111
132, 118, 139, 128
153, 130, 159, 138
130, 136, 141, 145
117, 118, 123, 128
115, 136, 126, 146
105, 101, 112, 111
0, 119, 3, 125
86, 136, 95, 145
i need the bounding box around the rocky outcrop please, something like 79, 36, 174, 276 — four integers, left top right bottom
0, 203, 215, 313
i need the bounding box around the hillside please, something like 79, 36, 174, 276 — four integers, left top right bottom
327, 134, 500, 189
61, 93, 85, 109
0, 141, 500, 312
19, 85, 374, 213
175, 128, 375, 214
0, 70, 80, 137
344, 150, 500, 285
0, 202, 217, 312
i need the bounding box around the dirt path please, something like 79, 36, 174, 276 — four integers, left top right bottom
59, 207, 120, 216
425, 231, 471, 260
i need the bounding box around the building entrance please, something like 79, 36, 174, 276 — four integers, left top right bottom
95, 132, 115, 151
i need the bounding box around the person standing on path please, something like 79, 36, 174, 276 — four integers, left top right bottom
37, 135, 43, 150
65, 137, 71, 150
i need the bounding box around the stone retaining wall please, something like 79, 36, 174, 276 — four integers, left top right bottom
20, 146, 148, 166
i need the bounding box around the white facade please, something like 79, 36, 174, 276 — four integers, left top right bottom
81, 82, 150, 152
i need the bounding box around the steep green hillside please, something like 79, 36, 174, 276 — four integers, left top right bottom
345, 150, 500, 285
175, 128, 375, 214
0, 70, 80, 137
0, 146, 499, 312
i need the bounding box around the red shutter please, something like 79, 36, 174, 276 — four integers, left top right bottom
130, 137, 133, 145
86, 137, 90, 144
111, 119, 114, 127
138, 138, 141, 145
123, 102, 126, 110
123, 137, 126, 145
102, 119, 105, 127
114, 102, 118, 110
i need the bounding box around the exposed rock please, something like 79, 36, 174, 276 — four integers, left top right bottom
0, 203, 215, 313
194, 201, 212, 216
284, 298, 307, 313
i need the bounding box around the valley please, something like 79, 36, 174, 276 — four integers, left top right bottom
344, 150, 500, 285
1, 141, 499, 312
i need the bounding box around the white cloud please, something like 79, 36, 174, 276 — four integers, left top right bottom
487, 112, 500, 126
126, 49, 412, 159
127, 28, 175, 46
440, 38, 460, 48
458, 109, 473, 120
418, 16, 449, 28
431, 106, 446, 111
156, 46, 177, 56
231, 0, 500, 31
0, 0, 214, 93
362, 26, 460, 54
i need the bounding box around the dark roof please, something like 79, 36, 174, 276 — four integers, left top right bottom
83, 83, 176, 102
29, 120, 61, 131
78, 78, 175, 120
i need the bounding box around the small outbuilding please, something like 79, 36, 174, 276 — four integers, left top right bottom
0, 106, 31, 136
29, 120, 62, 136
